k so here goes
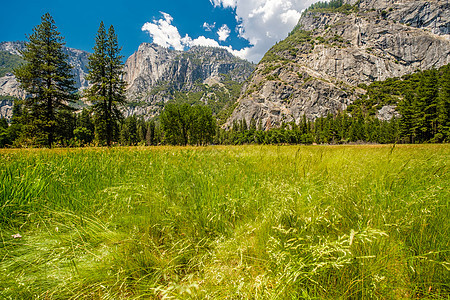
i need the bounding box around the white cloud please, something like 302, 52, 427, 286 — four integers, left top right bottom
142, 1, 319, 63
203, 22, 216, 32
209, 0, 237, 8
217, 24, 231, 41
141, 12, 185, 51
210, 0, 319, 62
281, 9, 302, 24
186, 36, 220, 48
142, 12, 252, 59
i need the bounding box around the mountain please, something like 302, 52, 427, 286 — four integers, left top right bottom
225, 0, 450, 129
123, 43, 255, 119
0, 41, 90, 93
0, 41, 90, 121
0, 41, 255, 122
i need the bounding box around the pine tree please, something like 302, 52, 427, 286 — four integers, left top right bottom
413, 69, 438, 142
398, 91, 416, 143
160, 103, 188, 146
146, 120, 156, 146
136, 117, 147, 143
14, 13, 77, 147
85, 22, 126, 146
436, 65, 450, 142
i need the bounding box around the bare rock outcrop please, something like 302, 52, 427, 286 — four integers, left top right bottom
123, 43, 255, 119
0, 41, 90, 120
226, 0, 450, 129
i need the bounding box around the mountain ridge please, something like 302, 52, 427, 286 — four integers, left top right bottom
225, 0, 450, 129
0, 41, 255, 121
123, 43, 255, 119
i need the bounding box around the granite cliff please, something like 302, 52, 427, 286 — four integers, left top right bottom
0, 41, 90, 121
123, 43, 255, 119
0, 41, 254, 121
226, 0, 450, 128
0, 41, 90, 94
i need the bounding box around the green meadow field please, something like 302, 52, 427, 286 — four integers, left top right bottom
0, 145, 449, 299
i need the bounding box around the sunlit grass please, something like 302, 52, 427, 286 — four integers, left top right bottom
1, 145, 449, 299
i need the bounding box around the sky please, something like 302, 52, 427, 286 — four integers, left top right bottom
0, 0, 319, 63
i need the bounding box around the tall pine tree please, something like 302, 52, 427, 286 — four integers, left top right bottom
85, 22, 126, 146
398, 91, 416, 143
14, 13, 77, 147
437, 65, 450, 142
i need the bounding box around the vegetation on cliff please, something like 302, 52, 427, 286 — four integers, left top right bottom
0, 51, 23, 77
350, 64, 450, 143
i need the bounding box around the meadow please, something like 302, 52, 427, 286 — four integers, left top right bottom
0, 145, 448, 299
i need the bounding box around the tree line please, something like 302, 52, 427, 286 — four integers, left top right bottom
0, 13, 449, 147
349, 64, 450, 143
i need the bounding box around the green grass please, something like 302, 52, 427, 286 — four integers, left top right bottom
1, 145, 449, 299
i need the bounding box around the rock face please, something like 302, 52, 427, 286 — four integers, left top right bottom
0, 40, 254, 121
0, 73, 25, 99
63, 47, 89, 91
0, 98, 14, 122
123, 43, 255, 118
0, 41, 24, 56
346, 0, 450, 35
0, 41, 90, 92
0, 41, 90, 120
125, 44, 253, 94
226, 0, 450, 128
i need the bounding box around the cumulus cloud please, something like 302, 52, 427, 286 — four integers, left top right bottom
142, 12, 251, 58
209, 0, 237, 8
210, 0, 319, 62
217, 24, 231, 41
142, 1, 318, 63
141, 12, 185, 51
203, 22, 216, 32
184, 36, 220, 48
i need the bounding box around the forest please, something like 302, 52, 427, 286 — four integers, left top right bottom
0, 12, 449, 148
1, 63, 449, 147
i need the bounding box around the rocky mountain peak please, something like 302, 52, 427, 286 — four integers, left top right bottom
124, 43, 254, 99
0, 41, 90, 121
0, 41, 90, 93
122, 43, 255, 119
0, 41, 25, 56
345, 0, 450, 35
225, 0, 450, 129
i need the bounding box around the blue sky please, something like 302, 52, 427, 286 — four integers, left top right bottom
0, 0, 319, 63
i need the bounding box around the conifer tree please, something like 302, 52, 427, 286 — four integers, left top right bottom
398, 91, 416, 143
85, 22, 126, 146
14, 13, 77, 147
146, 120, 156, 146
437, 65, 450, 141
412, 69, 438, 142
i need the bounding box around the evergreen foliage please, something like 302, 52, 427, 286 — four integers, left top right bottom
160, 103, 216, 146
307, 0, 344, 11
0, 51, 24, 77
13, 13, 77, 147
218, 112, 399, 145
85, 22, 127, 146
302, 0, 356, 15
1, 13, 449, 147
73, 108, 95, 145
261, 30, 312, 63
351, 64, 450, 143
